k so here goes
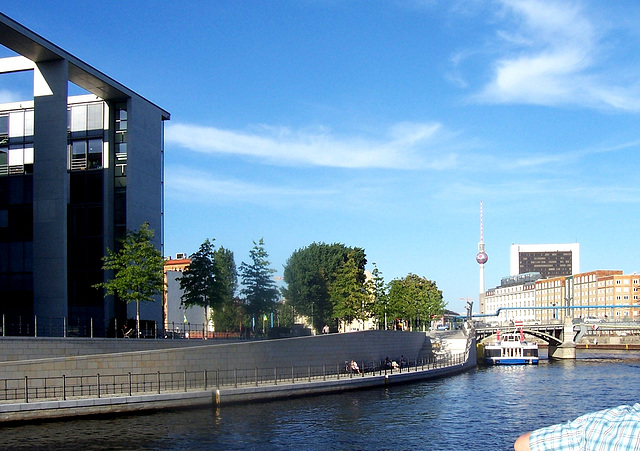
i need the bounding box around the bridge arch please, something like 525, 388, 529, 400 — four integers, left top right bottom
478, 328, 562, 346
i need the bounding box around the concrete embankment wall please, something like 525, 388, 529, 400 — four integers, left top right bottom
0, 330, 428, 380
0, 337, 230, 363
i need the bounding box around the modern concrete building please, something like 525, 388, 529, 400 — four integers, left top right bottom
0, 14, 169, 335
510, 243, 580, 279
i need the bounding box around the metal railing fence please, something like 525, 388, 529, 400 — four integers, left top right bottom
0, 314, 245, 340
0, 352, 467, 404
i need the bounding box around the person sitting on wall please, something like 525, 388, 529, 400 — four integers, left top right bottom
514, 403, 640, 450
350, 360, 361, 374
400, 355, 408, 368
383, 356, 392, 369
122, 324, 133, 338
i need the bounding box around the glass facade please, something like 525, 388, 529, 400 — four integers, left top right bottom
0, 99, 114, 334
68, 103, 105, 171
0, 110, 35, 323
66, 101, 110, 333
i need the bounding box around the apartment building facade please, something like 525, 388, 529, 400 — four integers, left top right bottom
484, 270, 640, 324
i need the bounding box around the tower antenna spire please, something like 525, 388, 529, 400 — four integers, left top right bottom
480, 200, 484, 243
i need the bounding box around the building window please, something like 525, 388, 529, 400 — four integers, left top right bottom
69, 138, 102, 171
0, 111, 34, 176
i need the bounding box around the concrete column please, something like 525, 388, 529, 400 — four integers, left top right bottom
549, 317, 577, 359
32, 59, 69, 319
125, 97, 164, 326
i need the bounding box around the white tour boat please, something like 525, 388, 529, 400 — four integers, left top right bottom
483, 328, 539, 365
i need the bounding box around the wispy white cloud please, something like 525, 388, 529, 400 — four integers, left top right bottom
165, 122, 458, 170
437, 177, 640, 205
495, 138, 640, 171
165, 166, 341, 207
474, 0, 640, 111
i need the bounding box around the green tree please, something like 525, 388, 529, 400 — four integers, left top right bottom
179, 239, 216, 311
179, 239, 237, 329
282, 242, 366, 331
387, 274, 445, 331
211, 246, 238, 309
211, 297, 244, 332
329, 251, 371, 329
275, 299, 294, 328
95, 223, 164, 337
209, 247, 239, 331
368, 264, 390, 329
239, 239, 279, 329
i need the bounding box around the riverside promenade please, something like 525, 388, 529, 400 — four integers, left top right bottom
0, 327, 476, 423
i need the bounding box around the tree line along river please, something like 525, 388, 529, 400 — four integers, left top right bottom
2, 349, 639, 450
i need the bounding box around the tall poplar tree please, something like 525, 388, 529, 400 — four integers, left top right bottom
329, 251, 371, 329
179, 239, 237, 328
179, 239, 217, 311
368, 264, 390, 330
240, 239, 279, 327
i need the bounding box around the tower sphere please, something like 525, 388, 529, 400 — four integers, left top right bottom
476, 251, 488, 264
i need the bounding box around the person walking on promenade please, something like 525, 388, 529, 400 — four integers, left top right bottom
514, 403, 640, 450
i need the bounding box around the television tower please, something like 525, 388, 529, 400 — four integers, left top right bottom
476, 201, 488, 312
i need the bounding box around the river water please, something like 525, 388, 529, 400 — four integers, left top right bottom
3, 349, 640, 451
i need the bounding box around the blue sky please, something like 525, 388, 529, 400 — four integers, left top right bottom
2, 1, 640, 313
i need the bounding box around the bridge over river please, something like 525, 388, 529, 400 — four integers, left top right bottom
475, 320, 640, 359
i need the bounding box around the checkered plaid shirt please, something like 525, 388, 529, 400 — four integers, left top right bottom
529, 403, 640, 450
